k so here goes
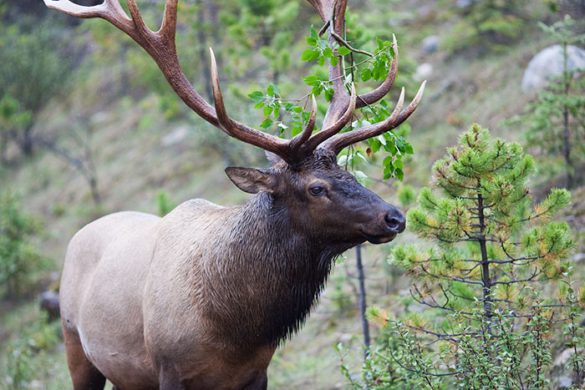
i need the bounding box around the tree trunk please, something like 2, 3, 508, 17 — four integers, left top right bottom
89, 176, 101, 206
0, 133, 8, 164
20, 126, 34, 156
562, 41, 574, 188
196, 0, 213, 102
356, 245, 371, 360
477, 190, 493, 341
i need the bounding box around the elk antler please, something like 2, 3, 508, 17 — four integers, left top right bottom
44, 0, 424, 163
321, 81, 426, 155
43, 0, 218, 126
306, 1, 426, 154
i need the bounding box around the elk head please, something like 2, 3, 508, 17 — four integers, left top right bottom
44, 0, 425, 246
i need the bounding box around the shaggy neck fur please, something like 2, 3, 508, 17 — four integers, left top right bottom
200, 192, 355, 352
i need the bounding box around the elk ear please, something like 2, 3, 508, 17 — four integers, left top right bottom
225, 167, 275, 194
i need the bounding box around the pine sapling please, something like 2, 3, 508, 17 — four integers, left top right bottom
373, 124, 577, 388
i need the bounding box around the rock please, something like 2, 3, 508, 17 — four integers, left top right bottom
40, 290, 60, 321
338, 333, 353, 343
552, 348, 585, 388
90, 111, 110, 126
414, 63, 433, 82
162, 125, 190, 147
522, 45, 585, 93
557, 375, 573, 389
554, 348, 579, 366
422, 35, 440, 55
456, 0, 475, 9
572, 253, 585, 262
30, 380, 44, 389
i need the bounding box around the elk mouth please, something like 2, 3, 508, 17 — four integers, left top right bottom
360, 231, 398, 244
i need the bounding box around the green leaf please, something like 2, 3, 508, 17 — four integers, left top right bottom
369, 138, 382, 153
263, 106, 273, 117
260, 118, 273, 129
301, 49, 320, 62
395, 168, 404, 181
304, 75, 320, 86
361, 68, 372, 81
267, 84, 278, 97
338, 46, 351, 56
324, 87, 334, 101
248, 91, 265, 103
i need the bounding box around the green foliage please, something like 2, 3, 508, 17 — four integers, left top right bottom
248, 84, 310, 136
0, 95, 33, 133
223, 0, 299, 82
302, 26, 344, 67
251, 19, 416, 181
351, 124, 582, 388
561, 277, 585, 387
516, 15, 585, 188
0, 19, 74, 156
0, 95, 32, 162
0, 193, 47, 298
301, 31, 398, 97
397, 184, 416, 207
329, 273, 355, 316
2, 315, 62, 390
444, 0, 529, 53
156, 191, 176, 217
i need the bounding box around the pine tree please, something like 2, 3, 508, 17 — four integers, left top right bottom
353, 124, 582, 389
523, 15, 585, 188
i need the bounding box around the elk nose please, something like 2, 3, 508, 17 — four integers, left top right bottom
385, 210, 406, 233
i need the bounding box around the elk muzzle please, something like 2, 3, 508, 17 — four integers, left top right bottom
358, 204, 406, 245
385, 208, 406, 234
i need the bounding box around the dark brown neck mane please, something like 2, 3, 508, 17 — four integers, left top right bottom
202, 192, 354, 351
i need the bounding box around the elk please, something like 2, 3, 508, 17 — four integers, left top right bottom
44, 0, 425, 389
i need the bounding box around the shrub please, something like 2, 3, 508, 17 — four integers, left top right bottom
0, 193, 47, 298
344, 125, 584, 388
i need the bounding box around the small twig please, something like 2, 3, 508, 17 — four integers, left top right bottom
331, 30, 374, 58
318, 20, 330, 36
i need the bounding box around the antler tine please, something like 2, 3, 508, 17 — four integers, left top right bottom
393, 87, 406, 118
356, 34, 399, 109
43, 0, 105, 16
301, 84, 356, 153
209, 49, 292, 161
43, 0, 131, 28
289, 95, 317, 151
306, 0, 351, 131
209, 48, 232, 137
46, 0, 219, 126
126, 0, 156, 40
321, 81, 426, 155
159, 0, 178, 43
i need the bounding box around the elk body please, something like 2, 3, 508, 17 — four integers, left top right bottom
44, 1, 425, 389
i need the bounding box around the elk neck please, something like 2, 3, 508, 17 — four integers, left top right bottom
198, 192, 354, 352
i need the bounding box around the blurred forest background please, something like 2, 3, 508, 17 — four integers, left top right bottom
1, 0, 585, 388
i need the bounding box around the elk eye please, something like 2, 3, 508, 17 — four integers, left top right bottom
309, 185, 326, 197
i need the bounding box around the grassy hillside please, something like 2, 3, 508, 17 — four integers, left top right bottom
1, 1, 584, 389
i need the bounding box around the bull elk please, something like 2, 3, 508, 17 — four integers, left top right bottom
44, 0, 425, 389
